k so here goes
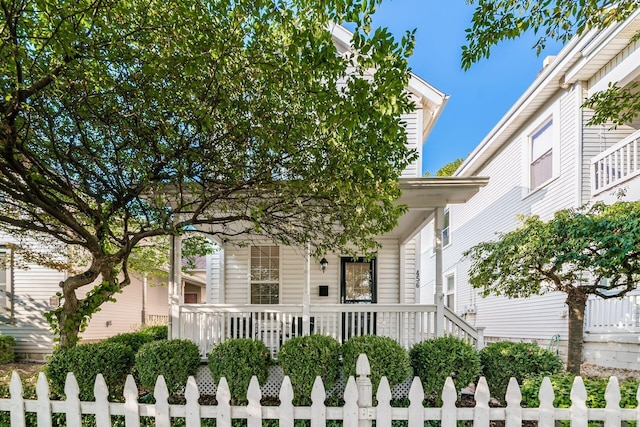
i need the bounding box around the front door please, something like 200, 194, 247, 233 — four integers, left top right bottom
340, 257, 376, 340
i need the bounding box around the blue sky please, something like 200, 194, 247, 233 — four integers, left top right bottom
368, 0, 564, 175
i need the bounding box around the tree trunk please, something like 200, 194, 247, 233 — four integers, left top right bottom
565, 288, 589, 374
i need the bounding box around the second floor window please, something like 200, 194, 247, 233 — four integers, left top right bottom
530, 119, 553, 189
442, 208, 451, 247
250, 246, 279, 304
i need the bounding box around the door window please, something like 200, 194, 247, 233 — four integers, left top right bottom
341, 257, 376, 303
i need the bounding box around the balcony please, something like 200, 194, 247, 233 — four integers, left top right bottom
585, 293, 640, 334
591, 131, 640, 195
178, 303, 483, 358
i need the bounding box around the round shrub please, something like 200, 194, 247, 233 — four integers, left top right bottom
0, 335, 17, 364
139, 325, 168, 340
207, 339, 271, 403
480, 341, 563, 402
103, 331, 154, 353
278, 335, 341, 403
46, 341, 135, 401
410, 336, 481, 404
341, 335, 411, 391
135, 339, 201, 395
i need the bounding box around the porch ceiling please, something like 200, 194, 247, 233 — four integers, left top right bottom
388, 177, 489, 243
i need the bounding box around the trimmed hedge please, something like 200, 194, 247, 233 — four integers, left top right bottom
135, 339, 201, 395
410, 336, 481, 404
480, 341, 563, 402
45, 341, 135, 401
139, 325, 168, 341
207, 339, 271, 403
278, 335, 341, 403
0, 335, 16, 364
341, 335, 411, 391
103, 331, 155, 353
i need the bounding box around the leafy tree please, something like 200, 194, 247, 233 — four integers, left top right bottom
424, 158, 464, 177
464, 201, 640, 374
0, 0, 416, 348
462, 0, 640, 126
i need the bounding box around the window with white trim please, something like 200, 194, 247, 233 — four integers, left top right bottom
442, 208, 451, 247
250, 246, 279, 304
530, 119, 553, 189
445, 273, 455, 310
0, 247, 12, 323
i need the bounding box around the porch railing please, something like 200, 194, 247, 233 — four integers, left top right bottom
179, 303, 480, 357
584, 293, 640, 333
591, 131, 640, 195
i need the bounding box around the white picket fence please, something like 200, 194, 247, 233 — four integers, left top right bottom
2, 354, 640, 427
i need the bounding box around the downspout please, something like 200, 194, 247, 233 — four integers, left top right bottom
434, 207, 445, 336
303, 243, 311, 335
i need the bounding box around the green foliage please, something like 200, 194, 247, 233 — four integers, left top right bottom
462, 0, 639, 70
434, 158, 464, 177
0, 0, 418, 349
135, 339, 201, 395
409, 336, 481, 404
45, 342, 135, 401
480, 341, 563, 402
583, 81, 640, 127
0, 335, 16, 364
139, 325, 168, 341
521, 373, 640, 409
278, 335, 341, 404
103, 331, 154, 353
465, 202, 640, 373
207, 339, 271, 403
341, 335, 411, 391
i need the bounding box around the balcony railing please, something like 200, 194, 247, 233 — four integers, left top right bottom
179, 303, 481, 357
585, 293, 640, 333
591, 131, 640, 195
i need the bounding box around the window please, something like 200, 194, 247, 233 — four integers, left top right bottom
445, 273, 455, 310
250, 246, 279, 304
442, 208, 451, 247
530, 120, 553, 189
0, 247, 12, 323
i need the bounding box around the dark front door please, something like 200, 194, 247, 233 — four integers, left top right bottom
340, 257, 376, 340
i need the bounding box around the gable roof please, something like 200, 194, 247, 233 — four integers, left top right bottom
456, 8, 640, 177
329, 24, 450, 145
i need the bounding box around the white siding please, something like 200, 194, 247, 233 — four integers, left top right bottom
400, 109, 422, 178
433, 89, 581, 340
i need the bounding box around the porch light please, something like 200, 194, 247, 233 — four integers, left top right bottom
320, 257, 328, 273
49, 295, 60, 308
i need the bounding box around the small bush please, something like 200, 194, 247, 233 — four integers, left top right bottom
480, 341, 563, 402
46, 341, 135, 401
410, 336, 481, 404
103, 331, 154, 353
278, 335, 341, 403
139, 325, 168, 340
521, 373, 640, 409
341, 335, 411, 391
207, 339, 271, 403
135, 339, 201, 395
0, 335, 17, 364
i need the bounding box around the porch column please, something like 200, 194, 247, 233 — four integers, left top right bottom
302, 243, 311, 335
434, 206, 445, 336
169, 233, 183, 339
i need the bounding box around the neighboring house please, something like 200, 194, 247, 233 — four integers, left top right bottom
421, 9, 640, 369
0, 233, 205, 360
172, 26, 489, 358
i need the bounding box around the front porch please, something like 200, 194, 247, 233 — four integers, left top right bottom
178, 303, 484, 358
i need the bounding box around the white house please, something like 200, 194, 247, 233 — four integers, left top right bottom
170, 26, 489, 358
420, 9, 640, 369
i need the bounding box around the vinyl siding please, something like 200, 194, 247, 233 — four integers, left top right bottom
436, 89, 579, 340
222, 239, 403, 305
80, 274, 168, 341
400, 109, 421, 178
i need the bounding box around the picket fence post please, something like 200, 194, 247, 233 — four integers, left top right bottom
247, 376, 262, 427
64, 372, 81, 427
93, 374, 110, 427
356, 354, 372, 427
36, 372, 52, 427
185, 375, 201, 427
9, 371, 24, 427
279, 376, 294, 427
